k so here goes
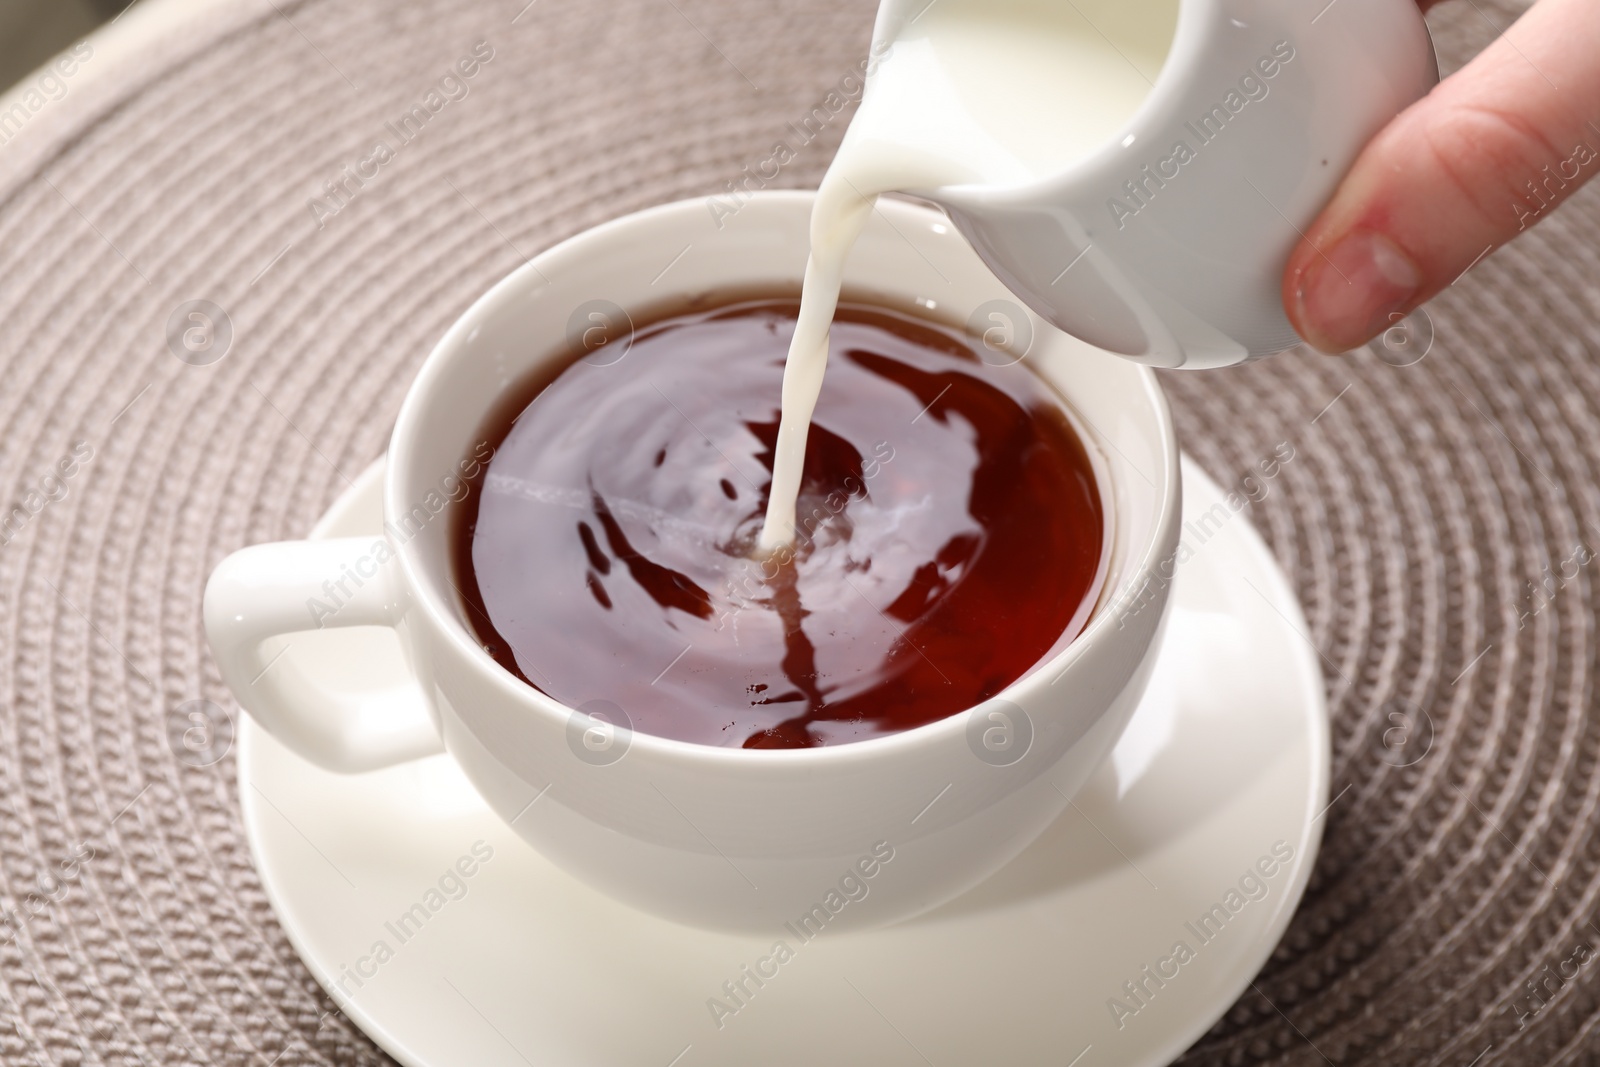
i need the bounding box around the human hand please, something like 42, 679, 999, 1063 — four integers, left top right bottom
1283, 0, 1600, 353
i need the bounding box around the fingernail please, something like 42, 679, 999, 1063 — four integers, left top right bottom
1295, 230, 1422, 353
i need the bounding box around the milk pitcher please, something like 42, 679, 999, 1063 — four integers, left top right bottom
878, 0, 1439, 368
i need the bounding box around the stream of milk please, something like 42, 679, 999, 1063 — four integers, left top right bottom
757, 0, 1177, 550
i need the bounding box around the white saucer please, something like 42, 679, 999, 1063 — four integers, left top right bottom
240, 455, 1328, 1067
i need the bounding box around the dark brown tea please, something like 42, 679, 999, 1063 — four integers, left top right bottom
453, 298, 1106, 749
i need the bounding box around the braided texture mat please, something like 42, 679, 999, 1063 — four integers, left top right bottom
0, 0, 1593, 1062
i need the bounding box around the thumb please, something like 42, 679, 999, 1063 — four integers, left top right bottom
1284, 0, 1600, 353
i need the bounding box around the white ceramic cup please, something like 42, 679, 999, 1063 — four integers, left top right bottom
204, 191, 1181, 932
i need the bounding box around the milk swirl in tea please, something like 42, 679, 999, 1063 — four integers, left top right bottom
457, 300, 1106, 748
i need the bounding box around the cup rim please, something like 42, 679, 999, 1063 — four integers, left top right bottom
388, 190, 1181, 765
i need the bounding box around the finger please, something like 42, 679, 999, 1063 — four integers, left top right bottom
1284, 0, 1600, 353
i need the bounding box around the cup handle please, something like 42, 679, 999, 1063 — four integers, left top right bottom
203, 537, 446, 773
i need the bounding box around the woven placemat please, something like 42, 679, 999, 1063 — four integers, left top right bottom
0, 0, 1593, 1063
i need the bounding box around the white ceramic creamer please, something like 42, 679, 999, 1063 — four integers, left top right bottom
894, 0, 1438, 369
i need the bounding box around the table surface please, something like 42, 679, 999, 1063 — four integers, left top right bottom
1, 1, 1596, 1066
